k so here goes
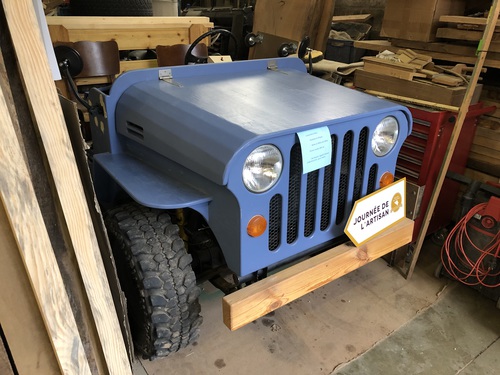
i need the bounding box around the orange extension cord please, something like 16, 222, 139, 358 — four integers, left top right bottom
441, 202, 500, 288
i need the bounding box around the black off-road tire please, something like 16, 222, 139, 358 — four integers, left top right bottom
105, 203, 202, 359
70, 0, 153, 16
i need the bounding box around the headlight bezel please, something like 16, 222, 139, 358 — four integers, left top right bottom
372, 116, 400, 157
242, 144, 283, 193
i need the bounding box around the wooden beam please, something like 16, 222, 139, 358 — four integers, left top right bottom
46, 15, 213, 28
364, 90, 460, 112
439, 15, 491, 26
0, 202, 62, 374
332, 14, 372, 23
2, 1, 132, 373
0, 65, 91, 375
436, 27, 500, 42
222, 218, 414, 331
407, 0, 500, 278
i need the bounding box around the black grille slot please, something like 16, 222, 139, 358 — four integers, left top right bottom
269, 195, 282, 251
287, 144, 302, 244
367, 164, 378, 194
320, 135, 337, 231
336, 131, 353, 225
126, 121, 144, 140
353, 128, 369, 202
304, 170, 319, 237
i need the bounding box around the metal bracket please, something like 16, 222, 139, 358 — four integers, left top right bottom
158, 69, 183, 87
266, 60, 288, 74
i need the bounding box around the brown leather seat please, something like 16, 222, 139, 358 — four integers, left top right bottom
72, 40, 120, 79
156, 43, 209, 66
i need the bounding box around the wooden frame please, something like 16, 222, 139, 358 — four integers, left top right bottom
47, 16, 213, 80
223, 218, 414, 331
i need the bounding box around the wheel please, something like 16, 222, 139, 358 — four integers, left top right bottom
184, 29, 239, 65
105, 203, 202, 359
434, 261, 444, 279
70, 0, 153, 16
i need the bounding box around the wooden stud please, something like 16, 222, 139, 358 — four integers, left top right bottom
222, 218, 414, 331
2, 1, 132, 373
364, 90, 460, 112
0, 67, 91, 375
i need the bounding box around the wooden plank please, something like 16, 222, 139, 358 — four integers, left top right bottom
354, 39, 395, 52
391, 38, 500, 57
470, 146, 500, 162
0, 202, 62, 374
476, 125, 500, 141
332, 14, 372, 23
472, 135, 500, 151
436, 27, 500, 42
465, 167, 500, 183
362, 57, 420, 81
3, 1, 132, 373
365, 90, 460, 112
407, 0, 500, 279
0, 63, 91, 375
222, 218, 414, 331
467, 154, 500, 177
65, 28, 191, 50
46, 16, 213, 28
439, 15, 490, 26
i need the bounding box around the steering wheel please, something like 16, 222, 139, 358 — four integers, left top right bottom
184, 29, 239, 65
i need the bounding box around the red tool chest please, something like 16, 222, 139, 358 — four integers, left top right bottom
396, 103, 495, 241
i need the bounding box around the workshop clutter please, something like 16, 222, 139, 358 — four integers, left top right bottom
325, 22, 371, 63
354, 49, 483, 106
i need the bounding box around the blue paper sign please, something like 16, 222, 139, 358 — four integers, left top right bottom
297, 127, 332, 174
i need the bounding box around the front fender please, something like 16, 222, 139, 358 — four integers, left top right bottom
93, 153, 211, 219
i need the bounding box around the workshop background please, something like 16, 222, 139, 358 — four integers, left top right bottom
1, 0, 499, 374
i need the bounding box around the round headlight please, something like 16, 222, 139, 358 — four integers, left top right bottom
243, 145, 283, 193
372, 116, 399, 156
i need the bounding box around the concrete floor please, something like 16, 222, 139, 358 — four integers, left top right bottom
132, 240, 500, 375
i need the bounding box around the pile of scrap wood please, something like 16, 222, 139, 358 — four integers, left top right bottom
354, 48, 484, 108
363, 49, 476, 86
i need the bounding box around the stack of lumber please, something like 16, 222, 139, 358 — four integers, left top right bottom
1, 1, 132, 373
354, 49, 481, 108
355, 15, 500, 69
468, 86, 500, 180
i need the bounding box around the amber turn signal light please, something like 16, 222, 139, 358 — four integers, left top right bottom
379, 172, 394, 188
247, 215, 267, 237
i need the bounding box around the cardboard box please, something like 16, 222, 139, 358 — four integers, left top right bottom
381, 0, 466, 42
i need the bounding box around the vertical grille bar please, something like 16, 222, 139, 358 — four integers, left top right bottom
304, 170, 319, 237
336, 131, 353, 225
287, 144, 302, 244
353, 128, 369, 202
320, 135, 337, 231
268, 194, 282, 251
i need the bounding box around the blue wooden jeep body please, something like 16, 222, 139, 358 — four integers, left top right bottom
88, 58, 412, 278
